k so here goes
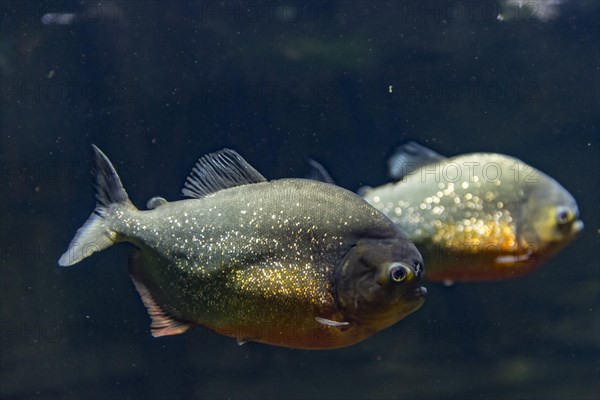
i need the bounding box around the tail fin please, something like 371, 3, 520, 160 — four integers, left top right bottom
58, 145, 131, 266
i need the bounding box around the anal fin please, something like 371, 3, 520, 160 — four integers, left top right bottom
128, 251, 194, 337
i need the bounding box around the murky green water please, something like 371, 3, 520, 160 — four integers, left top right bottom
1, 1, 598, 399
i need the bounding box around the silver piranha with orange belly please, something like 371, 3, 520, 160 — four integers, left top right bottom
59, 146, 426, 349
362, 142, 583, 283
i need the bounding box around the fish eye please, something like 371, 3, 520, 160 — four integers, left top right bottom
389, 263, 411, 283
556, 207, 571, 225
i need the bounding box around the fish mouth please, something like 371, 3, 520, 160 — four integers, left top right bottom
572, 220, 584, 235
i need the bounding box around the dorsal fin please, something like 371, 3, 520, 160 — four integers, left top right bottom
306, 159, 336, 185
182, 149, 267, 199
388, 141, 447, 180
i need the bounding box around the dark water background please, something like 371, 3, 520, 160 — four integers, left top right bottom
1, 1, 599, 399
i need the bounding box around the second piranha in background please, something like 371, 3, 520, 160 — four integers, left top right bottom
362, 142, 583, 282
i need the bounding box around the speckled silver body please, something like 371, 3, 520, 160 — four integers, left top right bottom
363, 153, 581, 281
106, 178, 420, 347
365, 154, 526, 242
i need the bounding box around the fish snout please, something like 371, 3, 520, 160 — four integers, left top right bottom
572, 219, 584, 235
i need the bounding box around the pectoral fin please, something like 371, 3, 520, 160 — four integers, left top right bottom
315, 317, 350, 327
495, 251, 532, 265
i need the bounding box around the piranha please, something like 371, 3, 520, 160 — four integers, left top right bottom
59, 146, 426, 349
360, 142, 584, 283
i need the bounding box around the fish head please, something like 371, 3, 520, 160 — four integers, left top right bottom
520, 177, 583, 255
334, 234, 426, 331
